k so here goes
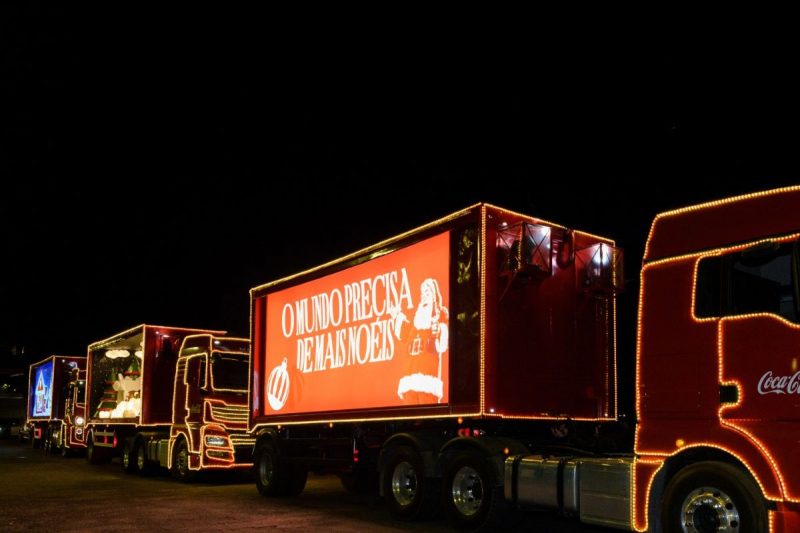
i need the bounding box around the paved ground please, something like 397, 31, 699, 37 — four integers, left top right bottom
0, 439, 612, 532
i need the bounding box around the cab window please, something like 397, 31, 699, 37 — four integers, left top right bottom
695, 241, 799, 322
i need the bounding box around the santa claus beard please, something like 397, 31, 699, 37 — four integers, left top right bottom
414, 302, 436, 330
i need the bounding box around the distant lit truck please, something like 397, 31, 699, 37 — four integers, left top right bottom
84, 324, 253, 480
26, 355, 87, 455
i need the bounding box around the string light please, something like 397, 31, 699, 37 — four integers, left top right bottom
250, 204, 481, 294
480, 204, 486, 414
644, 185, 800, 260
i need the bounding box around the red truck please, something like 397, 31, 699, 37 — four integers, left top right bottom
84, 324, 253, 480
26, 355, 87, 455
248, 187, 800, 532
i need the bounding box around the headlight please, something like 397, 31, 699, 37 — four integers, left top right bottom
75, 416, 85, 426
205, 435, 228, 447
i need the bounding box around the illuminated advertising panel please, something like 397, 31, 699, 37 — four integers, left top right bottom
264, 232, 450, 415
31, 361, 54, 418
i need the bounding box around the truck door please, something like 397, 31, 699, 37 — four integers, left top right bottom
702, 239, 800, 499
709, 240, 800, 422
183, 356, 207, 424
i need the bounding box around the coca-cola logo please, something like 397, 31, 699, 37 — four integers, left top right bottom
757, 371, 800, 395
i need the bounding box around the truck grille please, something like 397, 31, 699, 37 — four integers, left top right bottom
230, 434, 256, 464
209, 403, 248, 425
230, 434, 256, 447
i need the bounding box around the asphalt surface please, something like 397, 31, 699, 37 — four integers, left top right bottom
0, 439, 613, 532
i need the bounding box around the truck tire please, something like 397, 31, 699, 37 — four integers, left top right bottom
443, 451, 505, 532
43, 428, 52, 455
382, 446, 439, 520
254, 441, 288, 497
123, 440, 139, 474
136, 439, 157, 476
661, 461, 767, 533
172, 439, 198, 483
86, 436, 108, 465
50, 425, 62, 455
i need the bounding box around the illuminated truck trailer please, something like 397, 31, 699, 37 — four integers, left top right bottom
250, 190, 800, 532
249, 203, 619, 524
26, 355, 86, 455
84, 324, 253, 480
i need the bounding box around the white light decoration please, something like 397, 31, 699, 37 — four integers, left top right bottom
105, 349, 130, 359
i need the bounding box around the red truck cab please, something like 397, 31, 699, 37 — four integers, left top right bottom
170, 334, 252, 479
635, 186, 800, 531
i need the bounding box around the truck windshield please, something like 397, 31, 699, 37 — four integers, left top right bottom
210, 353, 249, 391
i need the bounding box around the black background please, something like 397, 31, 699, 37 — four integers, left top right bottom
2, 6, 799, 416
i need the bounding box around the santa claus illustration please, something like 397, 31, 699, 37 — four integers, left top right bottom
390, 277, 449, 404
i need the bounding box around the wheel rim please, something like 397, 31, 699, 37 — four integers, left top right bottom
259, 452, 274, 486
451, 465, 483, 517
137, 446, 146, 470
391, 461, 418, 507
680, 486, 740, 533
123, 447, 131, 469
177, 445, 189, 475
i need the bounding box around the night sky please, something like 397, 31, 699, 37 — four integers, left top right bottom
2, 5, 799, 415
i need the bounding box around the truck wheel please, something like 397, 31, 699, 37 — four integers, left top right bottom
172, 439, 197, 483
123, 440, 139, 474
254, 441, 288, 497
382, 446, 439, 520
43, 429, 52, 455
444, 451, 505, 531
86, 436, 108, 465
136, 440, 156, 476
49, 425, 62, 455
661, 461, 767, 533
60, 443, 71, 458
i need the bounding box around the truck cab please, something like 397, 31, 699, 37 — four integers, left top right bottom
169, 334, 252, 480
634, 187, 800, 532
59, 367, 87, 455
